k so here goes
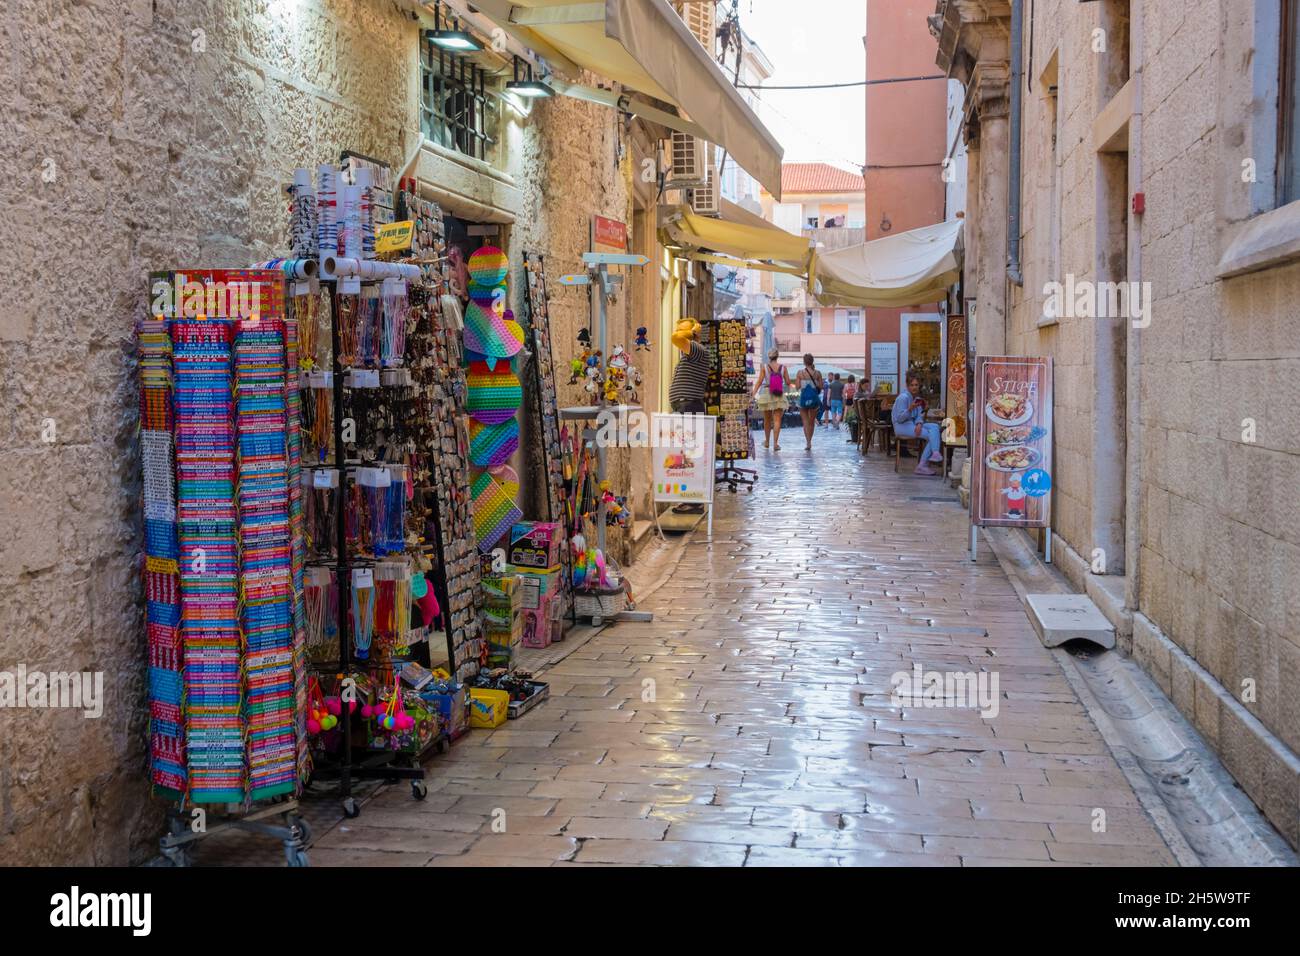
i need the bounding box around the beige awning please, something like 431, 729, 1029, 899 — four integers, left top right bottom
662, 204, 814, 275
814, 220, 963, 308
471, 0, 784, 198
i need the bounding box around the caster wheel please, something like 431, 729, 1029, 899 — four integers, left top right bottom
437, 738, 450, 754
592, 615, 603, 627
341, 796, 360, 819
411, 780, 428, 801
286, 814, 312, 846
285, 846, 310, 867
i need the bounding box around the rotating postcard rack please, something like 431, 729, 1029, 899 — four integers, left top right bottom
140, 268, 312, 866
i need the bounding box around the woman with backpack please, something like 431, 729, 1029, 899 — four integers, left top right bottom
752, 348, 791, 450
795, 353, 824, 452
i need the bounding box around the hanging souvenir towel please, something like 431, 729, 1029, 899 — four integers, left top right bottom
469, 417, 519, 467
472, 470, 522, 553
466, 361, 522, 424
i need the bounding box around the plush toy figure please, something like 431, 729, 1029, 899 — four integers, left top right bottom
671, 318, 701, 353
608, 345, 629, 370
568, 357, 584, 384
577, 328, 591, 346
635, 326, 650, 350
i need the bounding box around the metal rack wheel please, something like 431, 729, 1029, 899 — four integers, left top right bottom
411, 779, 428, 800
285, 812, 312, 846
342, 796, 360, 818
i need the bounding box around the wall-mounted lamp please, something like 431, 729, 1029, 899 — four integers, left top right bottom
428, 29, 481, 51
426, 3, 482, 51
506, 55, 551, 97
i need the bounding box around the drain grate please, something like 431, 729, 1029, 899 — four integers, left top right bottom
909, 495, 958, 503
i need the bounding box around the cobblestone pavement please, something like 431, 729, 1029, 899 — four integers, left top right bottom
304, 429, 1175, 866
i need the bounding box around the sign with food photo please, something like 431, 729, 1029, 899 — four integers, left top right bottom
971, 356, 1053, 528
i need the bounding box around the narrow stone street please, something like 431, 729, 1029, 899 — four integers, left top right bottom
309, 432, 1174, 866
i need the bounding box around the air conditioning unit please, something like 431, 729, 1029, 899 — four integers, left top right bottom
668, 131, 708, 187
679, 0, 717, 55
688, 162, 719, 216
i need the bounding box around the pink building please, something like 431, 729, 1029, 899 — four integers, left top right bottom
863, 0, 949, 400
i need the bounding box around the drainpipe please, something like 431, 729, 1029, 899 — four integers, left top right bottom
1006, 0, 1025, 286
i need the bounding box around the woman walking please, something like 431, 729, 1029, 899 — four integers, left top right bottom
752, 348, 791, 450
795, 353, 824, 451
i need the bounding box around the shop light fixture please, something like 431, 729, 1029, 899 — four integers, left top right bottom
506, 56, 552, 98
426, 4, 482, 52
427, 28, 481, 51
506, 79, 552, 98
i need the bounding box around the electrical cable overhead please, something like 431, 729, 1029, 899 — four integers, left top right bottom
739, 74, 945, 90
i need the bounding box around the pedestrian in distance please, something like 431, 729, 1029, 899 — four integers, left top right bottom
753, 347, 791, 451
828, 373, 846, 429
795, 353, 824, 452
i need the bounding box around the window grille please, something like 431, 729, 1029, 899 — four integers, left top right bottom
421, 35, 498, 163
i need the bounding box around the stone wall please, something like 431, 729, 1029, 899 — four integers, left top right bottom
0, 0, 653, 863
993, 0, 1300, 845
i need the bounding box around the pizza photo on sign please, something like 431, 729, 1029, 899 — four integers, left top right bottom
986, 445, 1041, 472
986, 391, 1033, 426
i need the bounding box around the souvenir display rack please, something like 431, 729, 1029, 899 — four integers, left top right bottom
304, 278, 431, 817
139, 268, 311, 864
521, 251, 572, 611
706, 317, 757, 492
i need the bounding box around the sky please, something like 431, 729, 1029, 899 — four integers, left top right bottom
732, 0, 867, 172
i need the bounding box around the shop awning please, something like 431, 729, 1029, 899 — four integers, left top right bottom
813, 220, 964, 308
662, 203, 815, 276
471, 0, 784, 198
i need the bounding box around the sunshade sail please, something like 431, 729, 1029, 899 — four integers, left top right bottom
813, 220, 963, 308
471, 0, 784, 198
663, 204, 814, 274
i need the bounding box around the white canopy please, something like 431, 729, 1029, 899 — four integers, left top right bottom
471, 0, 784, 198
814, 220, 963, 308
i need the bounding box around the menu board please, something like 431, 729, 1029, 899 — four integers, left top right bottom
945, 314, 968, 427
652, 413, 717, 504
970, 356, 1053, 528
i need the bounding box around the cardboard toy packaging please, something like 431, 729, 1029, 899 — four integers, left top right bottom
508, 522, 563, 572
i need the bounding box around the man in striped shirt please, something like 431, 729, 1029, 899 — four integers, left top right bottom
669, 318, 709, 414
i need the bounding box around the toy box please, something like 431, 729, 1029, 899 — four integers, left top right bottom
514, 568, 561, 609
508, 522, 563, 572
469, 687, 509, 729
421, 682, 470, 739
481, 572, 522, 667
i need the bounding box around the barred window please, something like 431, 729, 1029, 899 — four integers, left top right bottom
420, 36, 498, 163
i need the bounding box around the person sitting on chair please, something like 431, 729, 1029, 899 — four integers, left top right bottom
892, 373, 944, 475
